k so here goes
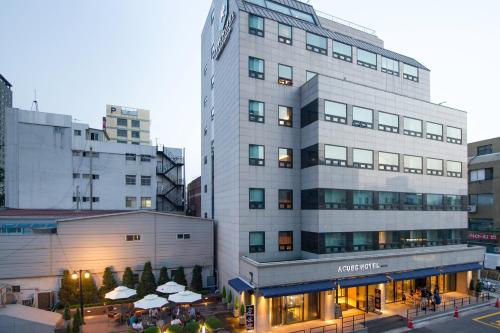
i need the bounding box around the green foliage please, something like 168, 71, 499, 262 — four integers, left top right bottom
122, 267, 135, 289
99, 267, 118, 299
137, 262, 157, 297
168, 324, 184, 333
221, 286, 226, 300
205, 316, 223, 330
143, 327, 161, 333
66, 321, 72, 333
72, 309, 81, 333
240, 303, 245, 316
158, 266, 170, 285
82, 273, 99, 304
190, 265, 203, 292
227, 289, 233, 303
173, 267, 187, 287
469, 279, 475, 291
63, 306, 71, 320
58, 270, 78, 306
476, 280, 483, 292
185, 320, 201, 333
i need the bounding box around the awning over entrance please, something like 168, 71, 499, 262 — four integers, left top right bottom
388, 267, 441, 281
260, 280, 335, 298
440, 262, 482, 274
228, 277, 254, 293
337, 274, 389, 288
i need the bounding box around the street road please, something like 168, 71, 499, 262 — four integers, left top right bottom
413, 306, 500, 332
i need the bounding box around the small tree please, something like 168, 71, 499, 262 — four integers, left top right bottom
63, 306, 71, 321
173, 267, 187, 287
137, 262, 157, 297
99, 267, 118, 299
190, 265, 203, 292
72, 309, 81, 333
158, 266, 170, 285
240, 303, 245, 316
476, 280, 483, 293
82, 274, 99, 305
122, 267, 135, 289
469, 279, 475, 291
227, 289, 233, 304
58, 270, 78, 306
222, 286, 227, 300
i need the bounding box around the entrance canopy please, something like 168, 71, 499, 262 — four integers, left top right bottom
260, 280, 335, 298
337, 274, 389, 288
228, 277, 254, 293
387, 267, 440, 281
439, 262, 482, 274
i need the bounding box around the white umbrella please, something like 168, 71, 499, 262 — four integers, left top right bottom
134, 294, 168, 309
156, 281, 185, 294
105, 286, 137, 300
168, 290, 202, 304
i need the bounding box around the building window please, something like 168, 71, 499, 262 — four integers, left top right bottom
378, 192, 400, 210
204, 155, 207, 165
381, 57, 399, 76
211, 108, 215, 120
126, 153, 136, 161
126, 197, 136, 208
118, 140, 127, 144
92, 197, 99, 203
353, 191, 374, 210
306, 32, 327, 55
82, 174, 99, 180
306, 71, 317, 82
301, 99, 319, 128
248, 14, 264, 36
403, 117, 422, 137
404, 155, 423, 174
279, 231, 293, 251
141, 197, 152, 209
332, 40, 352, 62
249, 188, 265, 209
426, 158, 443, 176
278, 64, 293, 86
324, 189, 347, 209
447, 161, 462, 177
140, 155, 151, 162
378, 152, 399, 171
126, 235, 141, 241
278, 189, 293, 209
249, 144, 265, 166
249, 100, 265, 123
357, 49, 377, 69
73, 173, 80, 179
278, 148, 293, 168
352, 148, 373, 169
403, 63, 419, 82
278, 23, 292, 44
117, 118, 128, 127
131, 120, 140, 128
446, 126, 462, 144
82, 151, 99, 158
445, 195, 463, 211
117, 129, 128, 138
125, 175, 136, 185
278, 106, 293, 127
141, 176, 151, 186
89, 132, 99, 141
72, 151, 81, 156
352, 106, 373, 128
324, 145, 347, 166
249, 57, 265, 79
426, 194, 443, 210
470, 168, 493, 182
477, 144, 493, 156
74, 129, 81, 136
131, 131, 140, 139
378, 112, 399, 133
177, 233, 191, 240
426, 122, 443, 141
204, 185, 207, 193
325, 100, 347, 124
204, 127, 207, 136
249, 232, 265, 253
403, 193, 423, 210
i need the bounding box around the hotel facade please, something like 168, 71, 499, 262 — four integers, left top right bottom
201, 0, 484, 331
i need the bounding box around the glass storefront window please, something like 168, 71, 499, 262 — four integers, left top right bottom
271, 293, 320, 326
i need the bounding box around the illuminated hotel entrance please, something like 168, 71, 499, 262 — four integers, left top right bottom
270, 293, 321, 326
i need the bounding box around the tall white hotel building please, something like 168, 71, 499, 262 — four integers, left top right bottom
201, 0, 484, 330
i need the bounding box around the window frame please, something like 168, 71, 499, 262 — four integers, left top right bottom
477, 144, 493, 156
306, 32, 327, 55
403, 63, 419, 82
125, 196, 136, 208
403, 117, 423, 137
381, 56, 400, 76
140, 197, 152, 209
446, 126, 462, 144
378, 111, 399, 133
352, 148, 374, 169
248, 56, 265, 79
332, 40, 352, 62
125, 174, 136, 185
446, 160, 462, 178
278, 147, 293, 168
248, 14, 264, 37
278, 231, 293, 251
426, 158, 443, 176
352, 106, 373, 129
378, 151, 400, 172
249, 231, 265, 253
278, 23, 292, 45
324, 100, 347, 124
249, 144, 265, 166
249, 188, 265, 209
357, 49, 377, 70
403, 155, 423, 174
324, 144, 347, 167
249, 100, 265, 123
278, 189, 293, 210
278, 64, 293, 86
426, 122, 443, 141
141, 175, 152, 186
117, 118, 128, 127
278, 105, 293, 127
117, 129, 128, 138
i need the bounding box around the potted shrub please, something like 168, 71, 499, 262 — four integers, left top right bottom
227, 290, 233, 310
221, 286, 227, 304
233, 301, 239, 318
63, 306, 71, 328
239, 303, 245, 326
168, 324, 183, 333
185, 320, 201, 333
205, 316, 223, 332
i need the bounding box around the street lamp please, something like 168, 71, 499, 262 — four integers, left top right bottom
72, 270, 90, 323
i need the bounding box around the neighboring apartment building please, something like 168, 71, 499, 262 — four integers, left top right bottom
468, 138, 500, 269
4, 107, 184, 212
187, 176, 201, 217
201, 0, 484, 330
0, 210, 214, 309
104, 104, 151, 145
0, 74, 13, 207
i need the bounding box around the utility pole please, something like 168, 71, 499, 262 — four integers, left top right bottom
89, 147, 93, 211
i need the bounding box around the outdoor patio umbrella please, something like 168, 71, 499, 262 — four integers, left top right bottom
134, 294, 169, 309
156, 281, 185, 294
105, 286, 137, 300
168, 290, 202, 304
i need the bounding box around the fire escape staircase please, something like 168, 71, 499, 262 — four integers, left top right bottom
156, 148, 185, 211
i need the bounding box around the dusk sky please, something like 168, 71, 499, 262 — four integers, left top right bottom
1, 0, 499, 182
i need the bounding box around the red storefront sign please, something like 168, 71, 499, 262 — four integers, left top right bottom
468, 232, 499, 241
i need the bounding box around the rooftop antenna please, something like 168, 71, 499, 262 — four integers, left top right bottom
31, 89, 39, 111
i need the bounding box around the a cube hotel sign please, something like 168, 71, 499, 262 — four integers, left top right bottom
468, 232, 498, 241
